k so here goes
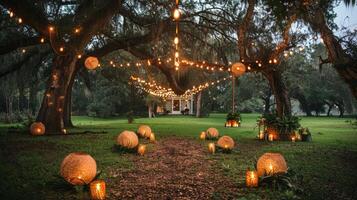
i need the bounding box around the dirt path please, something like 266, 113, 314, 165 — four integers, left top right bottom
107, 137, 239, 199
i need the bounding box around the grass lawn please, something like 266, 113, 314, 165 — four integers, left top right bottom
0, 113, 356, 199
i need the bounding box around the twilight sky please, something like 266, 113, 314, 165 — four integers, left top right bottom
334, 4, 357, 30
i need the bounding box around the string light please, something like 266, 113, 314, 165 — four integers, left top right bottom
40, 38, 45, 43
59, 47, 64, 52
18, 18, 22, 23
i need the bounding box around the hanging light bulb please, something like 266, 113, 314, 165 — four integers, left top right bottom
40, 38, 45, 43
18, 18, 22, 23
173, 9, 181, 20
175, 52, 179, 58
174, 37, 179, 44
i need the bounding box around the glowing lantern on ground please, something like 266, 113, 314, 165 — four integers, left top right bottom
217, 136, 235, 150
149, 133, 156, 142
90, 180, 106, 200
268, 133, 274, 142
60, 152, 97, 185
137, 144, 146, 156
225, 121, 231, 127
206, 127, 219, 139
84, 56, 99, 70
231, 62, 246, 77
246, 170, 258, 187
208, 143, 215, 154
257, 153, 288, 177
199, 131, 206, 140
30, 122, 45, 135
116, 131, 139, 149
137, 125, 152, 138
258, 131, 264, 140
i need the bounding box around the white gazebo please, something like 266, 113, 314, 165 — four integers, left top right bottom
157, 95, 194, 115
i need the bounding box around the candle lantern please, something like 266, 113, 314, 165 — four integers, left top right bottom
225, 121, 231, 127
258, 131, 264, 140
208, 143, 215, 154
90, 180, 106, 200
268, 133, 274, 142
199, 131, 206, 140
246, 169, 258, 187
149, 133, 155, 142
137, 144, 146, 156
291, 136, 296, 142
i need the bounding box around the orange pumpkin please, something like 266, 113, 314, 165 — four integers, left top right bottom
137, 125, 152, 138
117, 131, 139, 149
60, 152, 97, 185
30, 122, 45, 135
257, 153, 288, 176
217, 136, 235, 150
206, 127, 219, 139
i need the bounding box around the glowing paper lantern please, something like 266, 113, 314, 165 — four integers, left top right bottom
60, 152, 97, 185
116, 131, 139, 149
137, 125, 152, 138
199, 131, 206, 140
30, 122, 45, 136
149, 133, 156, 142
85, 56, 99, 70
257, 153, 288, 177
231, 62, 246, 77
217, 136, 235, 150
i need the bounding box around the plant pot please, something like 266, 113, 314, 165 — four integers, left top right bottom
301, 134, 312, 142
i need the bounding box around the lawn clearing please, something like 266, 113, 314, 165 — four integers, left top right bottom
0, 114, 356, 199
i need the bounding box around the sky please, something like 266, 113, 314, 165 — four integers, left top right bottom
334, 3, 357, 30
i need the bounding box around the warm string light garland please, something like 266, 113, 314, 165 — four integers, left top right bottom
173, 0, 181, 70
130, 75, 232, 99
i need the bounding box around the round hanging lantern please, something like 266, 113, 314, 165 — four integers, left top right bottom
84, 56, 99, 70
206, 127, 219, 139
217, 136, 235, 150
137, 125, 152, 138
60, 152, 97, 185
30, 122, 45, 136
231, 62, 246, 77
257, 153, 288, 177
117, 131, 139, 149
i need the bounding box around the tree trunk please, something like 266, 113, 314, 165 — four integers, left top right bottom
196, 92, 202, 117
263, 70, 291, 118
36, 55, 77, 134
148, 104, 152, 118
29, 84, 37, 115
63, 70, 76, 128
327, 104, 333, 116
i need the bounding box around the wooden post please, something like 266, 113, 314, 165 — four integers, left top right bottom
232, 75, 235, 113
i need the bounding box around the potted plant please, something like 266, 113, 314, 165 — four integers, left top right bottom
299, 127, 312, 142
262, 113, 301, 141
225, 112, 241, 127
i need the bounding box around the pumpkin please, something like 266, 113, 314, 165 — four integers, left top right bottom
116, 131, 139, 149
137, 125, 152, 138
217, 136, 235, 150
85, 56, 99, 70
257, 153, 288, 176
30, 122, 45, 135
60, 152, 97, 185
231, 62, 246, 77
206, 127, 219, 139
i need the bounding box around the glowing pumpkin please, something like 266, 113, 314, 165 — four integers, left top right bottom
85, 56, 99, 70
30, 122, 45, 135
231, 62, 246, 77
137, 125, 152, 138
257, 153, 288, 177
60, 152, 97, 185
117, 131, 139, 149
217, 136, 235, 150
206, 127, 219, 139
